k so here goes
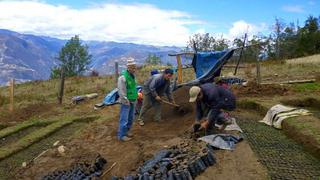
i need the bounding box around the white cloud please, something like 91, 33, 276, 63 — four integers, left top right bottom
227, 20, 267, 40
282, 5, 305, 13
0, 1, 203, 46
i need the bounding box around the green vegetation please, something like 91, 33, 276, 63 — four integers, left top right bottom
236, 99, 268, 115
286, 116, 320, 146
145, 54, 161, 65
292, 82, 320, 92
51, 35, 92, 78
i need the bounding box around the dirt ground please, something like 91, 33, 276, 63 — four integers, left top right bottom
15, 87, 268, 180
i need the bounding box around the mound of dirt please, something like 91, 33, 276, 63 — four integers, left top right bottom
231, 81, 290, 97
160, 86, 193, 119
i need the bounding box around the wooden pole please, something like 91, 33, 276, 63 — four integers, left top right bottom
114, 61, 119, 87
9, 79, 14, 112
256, 58, 261, 84
115, 61, 119, 85
234, 33, 247, 75
177, 55, 182, 83
58, 68, 65, 104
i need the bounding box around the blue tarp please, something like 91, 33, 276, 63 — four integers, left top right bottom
103, 86, 142, 106
195, 51, 227, 78
175, 49, 235, 89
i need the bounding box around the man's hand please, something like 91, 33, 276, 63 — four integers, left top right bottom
193, 122, 201, 132
155, 96, 161, 101
199, 120, 209, 130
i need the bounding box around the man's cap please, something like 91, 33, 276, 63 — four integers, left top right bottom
164, 68, 174, 75
127, 57, 136, 66
189, 86, 201, 102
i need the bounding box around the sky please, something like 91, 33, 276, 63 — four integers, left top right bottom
0, 0, 319, 46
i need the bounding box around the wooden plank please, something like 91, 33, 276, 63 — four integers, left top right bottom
260, 79, 316, 85
168, 51, 194, 56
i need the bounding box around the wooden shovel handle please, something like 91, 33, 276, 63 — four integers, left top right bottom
161, 99, 180, 107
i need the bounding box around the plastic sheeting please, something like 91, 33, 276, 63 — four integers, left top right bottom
198, 134, 243, 150
175, 49, 235, 89
102, 86, 142, 106
194, 51, 227, 78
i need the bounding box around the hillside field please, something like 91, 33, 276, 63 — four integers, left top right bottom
0, 55, 319, 179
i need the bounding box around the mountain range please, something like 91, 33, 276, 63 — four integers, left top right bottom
0, 29, 181, 85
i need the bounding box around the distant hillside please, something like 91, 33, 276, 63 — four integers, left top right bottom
0, 29, 181, 85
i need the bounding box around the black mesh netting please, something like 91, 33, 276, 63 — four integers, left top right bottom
238, 119, 320, 180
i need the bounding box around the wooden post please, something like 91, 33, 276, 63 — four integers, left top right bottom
115, 61, 119, 85
58, 68, 65, 104
9, 79, 14, 112
256, 59, 261, 84
176, 55, 182, 83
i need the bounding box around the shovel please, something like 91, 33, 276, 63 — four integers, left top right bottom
161, 99, 186, 114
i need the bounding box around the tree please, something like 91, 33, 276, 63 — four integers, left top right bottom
187, 33, 229, 52
51, 35, 92, 78
145, 54, 161, 65
272, 17, 285, 59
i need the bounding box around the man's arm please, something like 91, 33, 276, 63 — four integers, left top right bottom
195, 102, 203, 122
117, 76, 129, 105
148, 76, 160, 98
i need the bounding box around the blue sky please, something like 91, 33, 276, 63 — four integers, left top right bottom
0, 0, 319, 46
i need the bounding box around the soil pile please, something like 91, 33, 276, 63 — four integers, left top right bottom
231, 81, 289, 97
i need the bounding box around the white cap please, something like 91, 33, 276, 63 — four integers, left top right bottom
127, 57, 136, 66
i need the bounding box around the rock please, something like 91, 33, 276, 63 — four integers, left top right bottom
106, 136, 112, 141
22, 162, 27, 167
53, 141, 60, 147
58, 145, 66, 155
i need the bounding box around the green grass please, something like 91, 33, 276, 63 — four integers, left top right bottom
0, 115, 98, 160
236, 99, 269, 115
286, 116, 320, 145
292, 82, 320, 92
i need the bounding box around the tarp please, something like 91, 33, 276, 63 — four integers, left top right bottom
259, 104, 311, 129
194, 51, 227, 78
103, 86, 142, 106
198, 134, 243, 150
176, 49, 235, 89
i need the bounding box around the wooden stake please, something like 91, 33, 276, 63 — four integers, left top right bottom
256, 59, 261, 84
58, 68, 65, 104
9, 79, 14, 112
115, 61, 119, 85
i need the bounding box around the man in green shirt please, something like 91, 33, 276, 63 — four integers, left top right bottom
117, 58, 137, 142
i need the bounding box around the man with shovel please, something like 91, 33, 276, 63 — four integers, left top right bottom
189, 83, 236, 134
137, 68, 175, 126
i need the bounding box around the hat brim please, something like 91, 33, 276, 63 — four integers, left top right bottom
189, 96, 197, 102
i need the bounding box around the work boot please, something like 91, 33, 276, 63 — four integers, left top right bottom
127, 132, 134, 137
138, 119, 145, 126
120, 136, 132, 142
